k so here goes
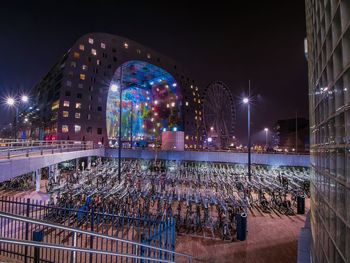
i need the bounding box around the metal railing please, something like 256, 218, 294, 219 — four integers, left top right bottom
0, 210, 192, 263
0, 140, 98, 159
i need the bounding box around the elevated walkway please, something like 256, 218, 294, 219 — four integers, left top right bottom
0, 140, 104, 183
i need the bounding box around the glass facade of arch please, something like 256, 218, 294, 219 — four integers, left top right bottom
106, 60, 182, 146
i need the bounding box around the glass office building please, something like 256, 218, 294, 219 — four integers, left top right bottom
305, 0, 350, 262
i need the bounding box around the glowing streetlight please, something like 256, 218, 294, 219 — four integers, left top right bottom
210, 126, 214, 131
6, 97, 15, 106
21, 95, 29, 103
242, 92, 251, 181
110, 84, 119, 92
264, 128, 269, 149
6, 94, 29, 139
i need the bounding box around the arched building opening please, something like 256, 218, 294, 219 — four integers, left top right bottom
106, 60, 183, 148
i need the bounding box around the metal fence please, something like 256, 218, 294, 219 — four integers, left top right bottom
0, 197, 186, 263
0, 140, 96, 159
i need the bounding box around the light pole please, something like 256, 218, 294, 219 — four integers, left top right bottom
6, 95, 29, 139
113, 66, 132, 183
243, 97, 251, 181
264, 128, 269, 149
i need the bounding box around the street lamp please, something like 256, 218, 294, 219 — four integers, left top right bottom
112, 70, 132, 183
242, 97, 251, 181
21, 95, 29, 103
7, 97, 15, 106
6, 95, 29, 139
264, 128, 269, 149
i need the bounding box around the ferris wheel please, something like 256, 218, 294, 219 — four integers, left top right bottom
202, 81, 236, 149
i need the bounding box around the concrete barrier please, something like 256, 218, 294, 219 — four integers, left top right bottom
105, 149, 310, 167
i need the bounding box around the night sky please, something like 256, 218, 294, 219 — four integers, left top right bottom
0, 1, 308, 144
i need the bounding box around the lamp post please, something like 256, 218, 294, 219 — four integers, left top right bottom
264, 128, 269, 149
6, 95, 29, 139
242, 97, 251, 181
113, 66, 132, 183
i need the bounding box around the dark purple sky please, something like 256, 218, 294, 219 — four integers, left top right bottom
0, 1, 308, 144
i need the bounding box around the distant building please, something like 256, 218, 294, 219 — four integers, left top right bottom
19, 33, 205, 149
305, 0, 350, 262
274, 118, 309, 152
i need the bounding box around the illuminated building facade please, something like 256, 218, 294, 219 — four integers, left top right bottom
29, 33, 204, 148
305, 0, 350, 262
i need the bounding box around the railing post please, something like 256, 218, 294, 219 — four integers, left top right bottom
89, 208, 94, 263
7, 144, 10, 159
140, 234, 145, 263
24, 198, 30, 263
71, 232, 77, 263
33, 230, 44, 263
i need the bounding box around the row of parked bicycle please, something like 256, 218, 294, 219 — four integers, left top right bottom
44, 159, 309, 241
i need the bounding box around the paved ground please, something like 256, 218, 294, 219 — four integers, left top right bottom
176, 203, 309, 263
0, 182, 308, 263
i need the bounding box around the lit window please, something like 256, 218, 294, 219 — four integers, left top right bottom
91, 49, 97, 56
147, 53, 151, 59
79, 44, 84, 51
74, 125, 81, 133
87, 114, 91, 120
73, 52, 80, 59
195, 87, 198, 91
124, 42, 128, 48
193, 92, 195, 96
62, 125, 69, 133
190, 85, 193, 89
51, 100, 59, 110
80, 74, 85, 80
185, 101, 189, 106
136, 49, 141, 54
75, 112, 81, 119
171, 102, 175, 107
101, 43, 106, 49
63, 101, 70, 107
194, 98, 196, 102
82, 65, 88, 70
75, 103, 82, 109
66, 80, 72, 87
97, 60, 100, 65
63, 111, 69, 117
88, 38, 94, 44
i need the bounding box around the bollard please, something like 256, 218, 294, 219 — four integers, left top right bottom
32, 230, 44, 263
236, 213, 247, 241
297, 195, 305, 214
